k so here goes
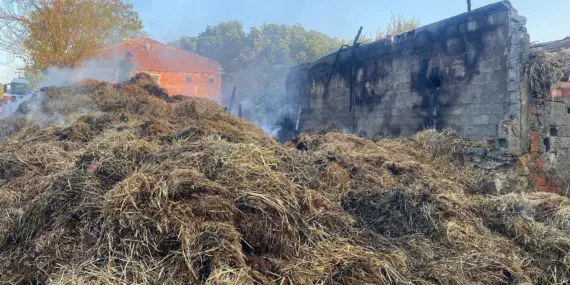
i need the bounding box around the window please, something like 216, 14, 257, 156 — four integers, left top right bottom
186, 76, 193, 84
209, 77, 215, 84
550, 126, 558, 137
150, 74, 160, 83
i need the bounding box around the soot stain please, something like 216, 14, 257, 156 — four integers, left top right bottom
389, 125, 402, 136
353, 60, 387, 112
410, 27, 488, 131
412, 59, 454, 131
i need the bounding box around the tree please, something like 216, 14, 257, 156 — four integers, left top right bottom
194, 21, 246, 74
376, 13, 420, 40
177, 22, 345, 128
169, 36, 198, 54
0, 0, 143, 71
171, 21, 345, 108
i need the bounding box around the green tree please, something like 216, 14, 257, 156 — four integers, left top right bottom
172, 21, 345, 109
0, 0, 143, 71
194, 21, 246, 73
376, 13, 420, 40
169, 36, 198, 53
171, 22, 348, 131
171, 17, 419, 136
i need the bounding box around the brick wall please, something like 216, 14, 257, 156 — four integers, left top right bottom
96, 37, 223, 105
136, 70, 222, 104
527, 81, 570, 196
551, 82, 570, 99
528, 129, 563, 194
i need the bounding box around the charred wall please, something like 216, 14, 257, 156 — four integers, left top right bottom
286, 1, 530, 154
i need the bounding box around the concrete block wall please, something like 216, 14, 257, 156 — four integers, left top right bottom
286, 1, 530, 155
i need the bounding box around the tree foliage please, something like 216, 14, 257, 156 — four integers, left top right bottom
171, 17, 419, 133
170, 22, 346, 127
0, 0, 143, 71
171, 22, 345, 73
376, 13, 420, 40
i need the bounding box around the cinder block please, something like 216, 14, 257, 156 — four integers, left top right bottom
471, 73, 491, 84
480, 58, 501, 71
554, 126, 570, 137
545, 102, 568, 115
457, 124, 498, 139
552, 137, 570, 151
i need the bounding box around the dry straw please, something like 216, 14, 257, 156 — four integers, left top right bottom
0, 73, 568, 284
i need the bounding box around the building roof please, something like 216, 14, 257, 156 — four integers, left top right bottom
97, 37, 222, 74
532, 36, 570, 53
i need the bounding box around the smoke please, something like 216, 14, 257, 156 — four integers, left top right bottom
0, 58, 124, 138
222, 61, 299, 142
39, 58, 122, 88
0, 41, 302, 143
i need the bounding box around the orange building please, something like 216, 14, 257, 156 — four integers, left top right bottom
97, 37, 222, 104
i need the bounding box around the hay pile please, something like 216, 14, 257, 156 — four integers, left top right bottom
524, 48, 570, 98
0, 74, 569, 284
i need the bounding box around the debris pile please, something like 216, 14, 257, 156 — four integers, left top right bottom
0, 74, 569, 284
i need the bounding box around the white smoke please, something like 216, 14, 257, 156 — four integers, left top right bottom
230, 97, 286, 137
0, 58, 123, 135
222, 62, 298, 141
39, 58, 122, 88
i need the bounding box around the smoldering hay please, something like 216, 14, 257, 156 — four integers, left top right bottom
0, 73, 568, 285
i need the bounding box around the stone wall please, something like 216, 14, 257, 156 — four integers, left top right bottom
286, 1, 530, 155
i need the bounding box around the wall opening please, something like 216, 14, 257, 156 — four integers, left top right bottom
186, 76, 193, 84
497, 138, 508, 148
544, 138, 551, 152
567, 107, 570, 114
550, 126, 558, 136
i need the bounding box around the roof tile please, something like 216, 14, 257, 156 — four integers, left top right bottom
97, 37, 222, 74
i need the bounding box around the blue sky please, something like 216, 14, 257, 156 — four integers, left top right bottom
132, 0, 568, 43
0, 0, 568, 83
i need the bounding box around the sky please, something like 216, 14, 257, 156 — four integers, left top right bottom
132, 0, 568, 43
0, 0, 568, 84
